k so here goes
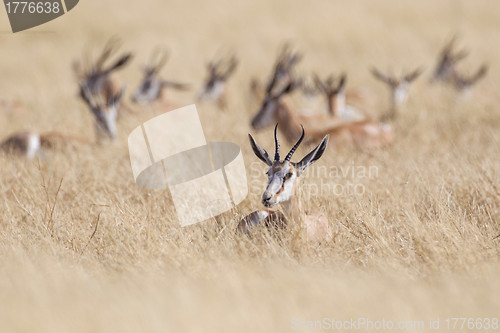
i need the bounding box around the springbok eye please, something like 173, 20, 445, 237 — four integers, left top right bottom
284, 172, 293, 180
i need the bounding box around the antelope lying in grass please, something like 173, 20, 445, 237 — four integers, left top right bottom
371, 67, 422, 120
252, 74, 393, 149
0, 131, 90, 159
431, 36, 488, 92
431, 36, 468, 83
313, 73, 366, 122
79, 83, 125, 142
74, 38, 132, 114
132, 49, 189, 109
1, 85, 124, 158
198, 53, 238, 109
251, 46, 340, 133
238, 125, 331, 242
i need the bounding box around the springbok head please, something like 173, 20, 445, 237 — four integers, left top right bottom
371, 67, 422, 107
264, 43, 302, 93
75, 38, 132, 102
251, 45, 301, 130
249, 124, 328, 207
198, 54, 238, 101
431, 36, 468, 83
132, 49, 189, 104
251, 80, 296, 130
80, 84, 125, 141
313, 73, 347, 116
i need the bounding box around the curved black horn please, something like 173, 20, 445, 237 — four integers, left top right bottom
285, 125, 305, 161
274, 123, 280, 161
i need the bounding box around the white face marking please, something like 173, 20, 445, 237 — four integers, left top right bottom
262, 162, 297, 207
334, 91, 346, 112
26, 133, 41, 159
105, 107, 118, 139
199, 80, 224, 101
96, 106, 118, 140
393, 83, 409, 106
133, 77, 162, 104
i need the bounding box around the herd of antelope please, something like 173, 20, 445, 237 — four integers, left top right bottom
0, 36, 488, 240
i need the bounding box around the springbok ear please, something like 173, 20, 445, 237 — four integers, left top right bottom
294, 135, 329, 176
338, 74, 347, 91
110, 87, 126, 107
472, 64, 488, 83
79, 84, 95, 108
404, 68, 423, 83
248, 134, 273, 166
313, 74, 327, 94
106, 54, 133, 75
371, 67, 390, 84
279, 81, 296, 96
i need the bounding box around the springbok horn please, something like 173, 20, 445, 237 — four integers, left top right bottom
274, 123, 280, 162
285, 125, 305, 161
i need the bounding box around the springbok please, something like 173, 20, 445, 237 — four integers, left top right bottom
431, 36, 488, 93
264, 44, 302, 93
79, 83, 125, 142
74, 38, 132, 114
132, 49, 189, 108
431, 36, 468, 83
197, 53, 238, 109
252, 76, 393, 149
313, 73, 366, 122
251, 46, 338, 133
0, 131, 90, 159
237, 125, 331, 242
371, 67, 422, 120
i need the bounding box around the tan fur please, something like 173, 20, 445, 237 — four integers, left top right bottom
1, 131, 91, 158
275, 95, 393, 149
280, 176, 332, 242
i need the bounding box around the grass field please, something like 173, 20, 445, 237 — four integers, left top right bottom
0, 0, 499, 332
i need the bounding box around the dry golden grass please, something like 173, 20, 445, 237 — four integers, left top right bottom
0, 0, 499, 332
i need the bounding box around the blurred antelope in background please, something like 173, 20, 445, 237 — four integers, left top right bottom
0, 131, 90, 159
251, 45, 338, 135
248, 44, 302, 110
371, 67, 422, 120
431, 36, 488, 93
132, 49, 189, 109
251, 61, 393, 149
73, 38, 132, 114
238, 125, 331, 242
198, 53, 238, 109
79, 84, 125, 142
313, 73, 366, 122
431, 36, 468, 83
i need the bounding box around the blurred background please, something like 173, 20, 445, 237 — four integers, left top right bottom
0, 1, 499, 332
